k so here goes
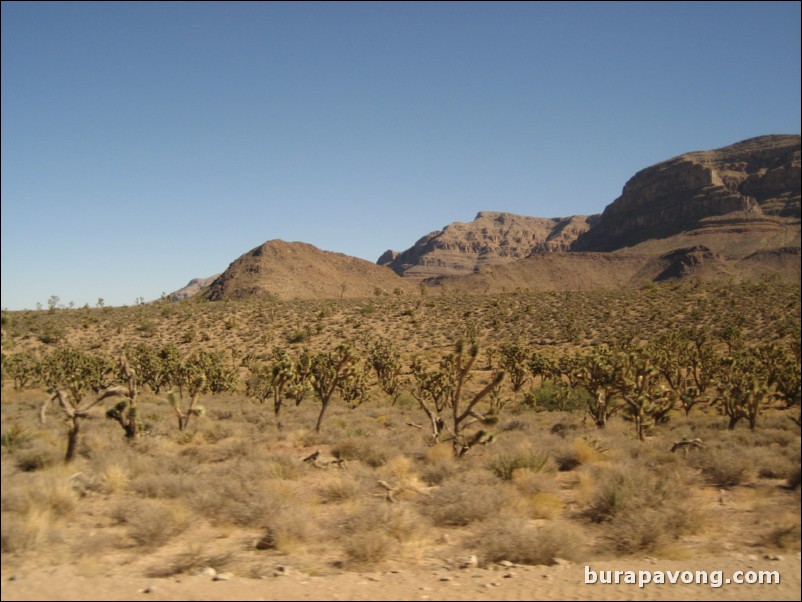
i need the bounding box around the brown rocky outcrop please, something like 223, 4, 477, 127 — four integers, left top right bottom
572, 135, 801, 253
205, 240, 411, 300
382, 212, 596, 280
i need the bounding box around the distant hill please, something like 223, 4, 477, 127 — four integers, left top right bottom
177, 135, 800, 301
169, 275, 220, 301
378, 212, 596, 280
203, 240, 412, 301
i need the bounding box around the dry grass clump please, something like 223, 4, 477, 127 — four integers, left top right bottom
554, 437, 607, 471
256, 507, 317, 553
420, 442, 458, 485
475, 518, 584, 566
583, 461, 701, 554
188, 464, 304, 528
335, 499, 428, 567
1, 508, 57, 554
486, 444, 551, 481
317, 475, 363, 504
690, 446, 752, 488
331, 436, 388, 468
421, 473, 524, 527
112, 498, 192, 548
14, 442, 62, 472
1, 469, 79, 553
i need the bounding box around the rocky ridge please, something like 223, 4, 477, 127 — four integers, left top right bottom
379, 212, 596, 280
571, 134, 800, 253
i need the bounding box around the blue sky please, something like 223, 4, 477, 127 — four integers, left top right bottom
2, 2, 800, 309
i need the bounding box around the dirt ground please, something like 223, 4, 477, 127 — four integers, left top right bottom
2, 553, 799, 601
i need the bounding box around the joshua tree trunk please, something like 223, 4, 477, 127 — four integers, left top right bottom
65, 416, 80, 462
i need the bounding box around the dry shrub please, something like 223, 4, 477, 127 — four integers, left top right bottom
128, 453, 200, 500
15, 441, 61, 472
562, 437, 606, 468
690, 446, 752, 488
147, 546, 235, 578
476, 518, 583, 566
318, 474, 362, 503
486, 444, 551, 481
787, 466, 802, 490
1, 470, 80, 554
336, 499, 426, 567
422, 476, 523, 526
420, 443, 457, 485
1, 508, 55, 553
2, 471, 78, 518
260, 507, 316, 552
526, 492, 564, 519
332, 437, 388, 468
114, 499, 192, 548
343, 531, 397, 566
584, 462, 701, 554
188, 457, 305, 528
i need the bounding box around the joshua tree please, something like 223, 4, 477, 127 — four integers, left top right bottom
499, 343, 529, 392
246, 347, 296, 429
3, 351, 39, 391
713, 349, 774, 431
310, 344, 359, 432
38, 348, 114, 461
566, 348, 622, 428
614, 350, 673, 441
99, 353, 141, 439
411, 340, 505, 457
649, 329, 716, 417
367, 336, 402, 396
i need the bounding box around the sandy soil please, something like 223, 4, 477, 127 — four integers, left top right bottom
2, 553, 799, 601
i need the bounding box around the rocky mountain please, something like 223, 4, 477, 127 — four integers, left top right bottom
179, 135, 799, 301
378, 212, 596, 280
169, 275, 220, 301
572, 135, 800, 253
204, 240, 411, 301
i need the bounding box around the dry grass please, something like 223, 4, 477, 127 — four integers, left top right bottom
583, 460, 703, 554
1, 280, 799, 576
475, 518, 584, 566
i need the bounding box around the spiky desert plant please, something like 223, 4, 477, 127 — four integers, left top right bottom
38, 348, 113, 461
649, 329, 716, 417
528, 351, 559, 386
337, 360, 370, 409
411, 340, 505, 457
287, 347, 313, 407
754, 342, 801, 408
367, 336, 402, 396
713, 348, 774, 431
3, 350, 40, 391
170, 373, 206, 433
566, 348, 622, 429
245, 347, 295, 429
499, 343, 529, 392
613, 350, 673, 441
310, 343, 359, 432
100, 353, 142, 439
128, 343, 179, 393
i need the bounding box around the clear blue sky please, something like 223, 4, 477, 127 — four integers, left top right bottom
2, 2, 800, 309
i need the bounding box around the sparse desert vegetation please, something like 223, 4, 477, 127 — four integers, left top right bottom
1, 279, 800, 594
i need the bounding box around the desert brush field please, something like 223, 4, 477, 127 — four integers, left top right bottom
1, 278, 800, 600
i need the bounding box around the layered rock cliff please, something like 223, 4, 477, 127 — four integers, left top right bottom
572, 135, 801, 253
379, 212, 596, 280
